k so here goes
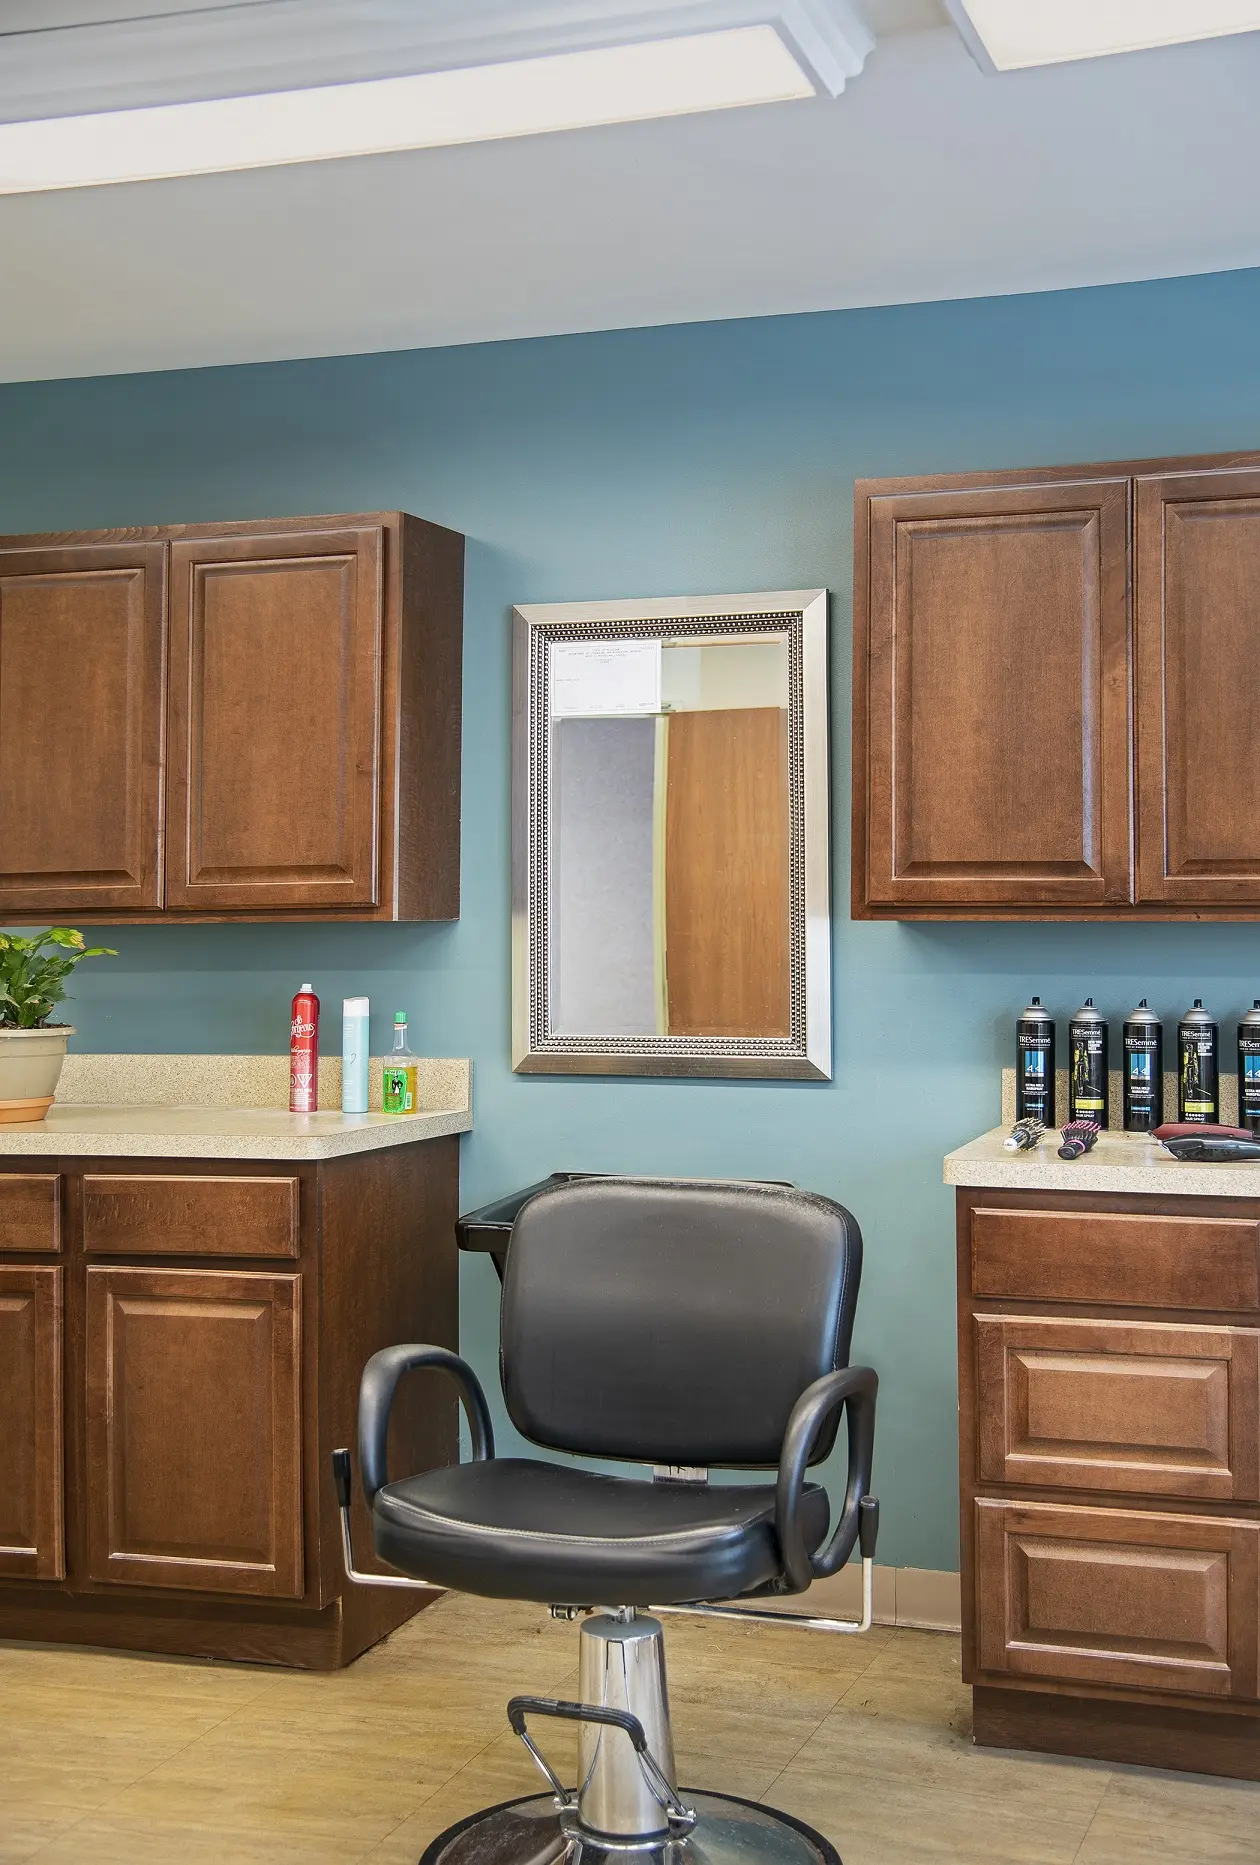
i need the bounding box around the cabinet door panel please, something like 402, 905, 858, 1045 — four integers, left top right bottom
857, 479, 1131, 911
0, 544, 165, 913
1137, 470, 1260, 904
975, 1499, 1259, 1699
86, 1266, 302, 1596
166, 527, 383, 910
0, 1265, 63, 1579
975, 1314, 1260, 1501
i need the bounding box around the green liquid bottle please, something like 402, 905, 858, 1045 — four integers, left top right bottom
382, 1011, 418, 1115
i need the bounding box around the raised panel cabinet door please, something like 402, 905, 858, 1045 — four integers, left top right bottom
974, 1315, 1260, 1501
974, 1499, 1260, 1700
0, 1265, 64, 1579
85, 1266, 303, 1596
1136, 470, 1260, 905
166, 527, 383, 910
855, 478, 1132, 912
0, 543, 165, 913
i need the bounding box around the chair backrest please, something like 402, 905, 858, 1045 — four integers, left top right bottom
500, 1177, 862, 1467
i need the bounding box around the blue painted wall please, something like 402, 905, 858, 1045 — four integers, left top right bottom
7, 266, 1260, 1571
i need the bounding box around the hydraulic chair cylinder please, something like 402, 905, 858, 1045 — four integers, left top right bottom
576, 1614, 678, 1840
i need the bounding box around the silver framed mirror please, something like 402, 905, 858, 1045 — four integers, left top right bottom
512, 590, 830, 1078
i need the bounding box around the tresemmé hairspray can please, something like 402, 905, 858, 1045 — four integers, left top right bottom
1178, 1000, 1219, 1125
1122, 1000, 1163, 1133
1239, 1001, 1260, 1136
1015, 997, 1056, 1126
1069, 999, 1108, 1126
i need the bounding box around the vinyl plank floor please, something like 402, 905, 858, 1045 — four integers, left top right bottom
0, 1597, 1255, 1865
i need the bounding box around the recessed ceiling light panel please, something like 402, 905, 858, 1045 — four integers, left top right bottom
0, 24, 815, 196
947, 0, 1260, 70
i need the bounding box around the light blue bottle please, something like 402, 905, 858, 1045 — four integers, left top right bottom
341, 997, 369, 1114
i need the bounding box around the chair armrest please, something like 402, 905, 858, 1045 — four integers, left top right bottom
358, 1344, 495, 1506
775, 1365, 878, 1591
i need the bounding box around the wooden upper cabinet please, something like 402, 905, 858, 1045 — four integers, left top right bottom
0, 541, 165, 914
1136, 469, 1260, 906
166, 524, 384, 911
854, 474, 1132, 915
0, 512, 462, 922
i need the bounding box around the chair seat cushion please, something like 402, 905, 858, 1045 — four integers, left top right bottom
371, 1458, 830, 1607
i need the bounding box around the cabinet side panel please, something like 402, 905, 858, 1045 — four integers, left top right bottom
395, 516, 464, 921
315, 1140, 458, 1627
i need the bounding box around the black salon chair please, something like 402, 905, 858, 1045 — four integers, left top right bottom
333, 1176, 878, 1865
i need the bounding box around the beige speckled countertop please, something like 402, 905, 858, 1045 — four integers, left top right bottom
946, 1127, 1260, 1199
0, 1055, 471, 1160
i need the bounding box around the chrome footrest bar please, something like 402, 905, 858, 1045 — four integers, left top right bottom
653, 1554, 875, 1635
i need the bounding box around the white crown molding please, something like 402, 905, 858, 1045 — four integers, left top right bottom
0, 0, 875, 123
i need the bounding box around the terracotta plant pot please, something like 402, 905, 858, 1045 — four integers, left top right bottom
0, 1025, 74, 1123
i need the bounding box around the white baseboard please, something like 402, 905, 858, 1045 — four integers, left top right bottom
732, 1564, 961, 1633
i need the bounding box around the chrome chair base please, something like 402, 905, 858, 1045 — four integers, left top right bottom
418, 1790, 841, 1865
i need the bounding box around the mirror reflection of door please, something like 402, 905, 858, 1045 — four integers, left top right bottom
548, 634, 790, 1041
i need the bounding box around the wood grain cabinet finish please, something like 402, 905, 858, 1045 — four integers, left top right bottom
0, 1173, 60, 1253
959, 1185, 1260, 1779
0, 1142, 458, 1668
857, 449, 1260, 920
85, 1265, 303, 1597
83, 1173, 299, 1258
1135, 468, 1260, 906
0, 1265, 63, 1580
974, 1315, 1260, 1501
854, 475, 1132, 914
975, 1499, 1260, 1701
0, 512, 463, 923
0, 542, 166, 914
970, 1204, 1260, 1312
166, 525, 384, 911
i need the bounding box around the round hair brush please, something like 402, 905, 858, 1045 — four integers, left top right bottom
1058, 1119, 1102, 1160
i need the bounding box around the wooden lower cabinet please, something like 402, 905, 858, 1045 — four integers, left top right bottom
959, 1186, 1260, 1779
0, 1141, 458, 1667
0, 1265, 63, 1581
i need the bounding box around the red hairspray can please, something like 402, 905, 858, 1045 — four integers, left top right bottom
289, 982, 319, 1113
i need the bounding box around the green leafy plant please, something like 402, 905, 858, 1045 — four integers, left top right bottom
0, 928, 117, 1030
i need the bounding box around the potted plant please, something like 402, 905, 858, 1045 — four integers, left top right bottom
0, 928, 116, 1123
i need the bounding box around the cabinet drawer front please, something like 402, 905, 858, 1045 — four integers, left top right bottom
971, 1205, 1260, 1311
83, 1174, 299, 1259
86, 1266, 303, 1597
0, 1174, 60, 1254
975, 1315, 1260, 1500
0, 1265, 63, 1580
975, 1498, 1260, 1699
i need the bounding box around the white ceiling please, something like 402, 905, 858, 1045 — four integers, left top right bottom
0, 0, 1258, 382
